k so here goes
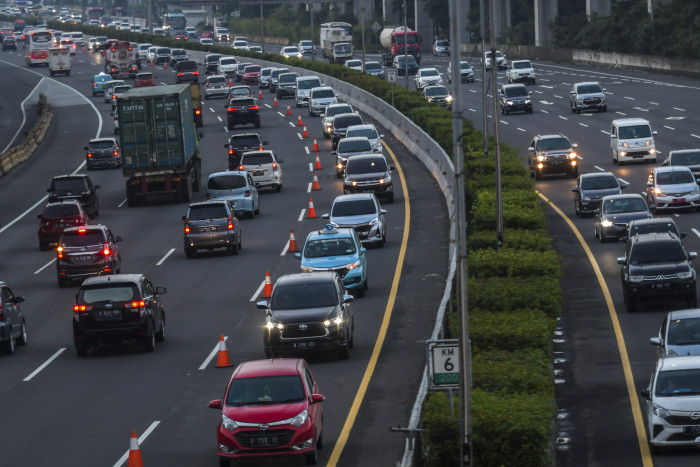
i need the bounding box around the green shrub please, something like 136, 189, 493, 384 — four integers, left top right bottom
468, 309, 555, 354
422, 391, 461, 467
473, 349, 554, 395
468, 276, 562, 318
469, 229, 552, 252
468, 248, 560, 278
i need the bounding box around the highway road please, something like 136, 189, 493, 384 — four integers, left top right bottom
0, 45, 449, 466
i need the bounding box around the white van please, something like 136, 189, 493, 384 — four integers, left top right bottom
610, 118, 657, 165
70, 31, 84, 46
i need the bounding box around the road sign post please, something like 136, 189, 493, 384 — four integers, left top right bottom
386, 69, 396, 107
431, 343, 460, 385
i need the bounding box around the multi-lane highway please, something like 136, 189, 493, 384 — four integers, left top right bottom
0, 45, 450, 466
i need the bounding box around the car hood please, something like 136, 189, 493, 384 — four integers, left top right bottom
666, 344, 700, 357
628, 261, 691, 276
314, 98, 337, 106
223, 401, 307, 423
653, 395, 700, 411
656, 182, 698, 194
603, 212, 651, 223
272, 306, 339, 323
581, 187, 621, 200
346, 171, 388, 182
303, 254, 359, 269
420, 76, 442, 84
331, 214, 377, 226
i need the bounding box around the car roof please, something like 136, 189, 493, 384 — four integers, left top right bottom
629, 217, 676, 225
46, 200, 81, 207
333, 193, 376, 203
233, 358, 303, 378
667, 309, 700, 320
653, 165, 693, 173
339, 136, 371, 144
602, 193, 645, 201
347, 124, 376, 132
81, 274, 144, 286
63, 224, 109, 234
574, 81, 601, 87
207, 171, 248, 179
306, 226, 355, 241
580, 171, 614, 179
276, 272, 338, 287
52, 174, 89, 181
89, 137, 117, 143
612, 118, 650, 125
658, 356, 700, 371
630, 231, 680, 244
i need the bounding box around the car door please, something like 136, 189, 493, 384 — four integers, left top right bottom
1, 286, 18, 337
247, 173, 259, 209
142, 278, 161, 329
303, 365, 323, 435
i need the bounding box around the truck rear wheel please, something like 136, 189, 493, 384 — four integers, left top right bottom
126, 182, 139, 207
177, 176, 192, 203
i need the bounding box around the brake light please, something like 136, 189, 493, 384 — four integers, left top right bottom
259, 146, 264, 151
238, 165, 244, 170
228, 107, 236, 112
250, 105, 259, 110
195, 109, 201, 115
93, 83, 97, 87
114, 151, 119, 156
112, 94, 116, 99
87, 153, 93, 158
57, 245, 63, 258
124, 300, 145, 308
73, 304, 92, 313
102, 244, 111, 256
272, 162, 277, 168
227, 214, 234, 230
177, 72, 183, 76
184, 220, 190, 233
78, 228, 86, 233
245, 190, 251, 198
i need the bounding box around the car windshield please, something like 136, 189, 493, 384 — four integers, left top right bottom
90, 141, 115, 150
220, 58, 236, 65
172, 50, 185, 56
313, 89, 336, 99
672, 151, 700, 166
207, 175, 247, 190
188, 204, 228, 220
226, 375, 305, 406
460, 62, 472, 70
619, 125, 652, 139
339, 140, 371, 152
52, 178, 87, 192
231, 136, 261, 147
271, 282, 338, 309
603, 197, 647, 214
656, 171, 695, 185
304, 237, 356, 258
300, 41, 312, 47
365, 62, 380, 70
206, 55, 221, 63
230, 89, 252, 97
397, 56, 417, 65
668, 318, 700, 346
80, 284, 138, 304
244, 66, 260, 73
347, 128, 377, 140
394, 35, 418, 45
537, 138, 570, 150
298, 79, 321, 90
422, 69, 439, 77
279, 74, 298, 83
505, 86, 529, 98
630, 242, 686, 264
208, 76, 226, 84
655, 369, 700, 396
241, 153, 273, 165
425, 87, 448, 97
332, 199, 376, 216
577, 84, 602, 94
61, 230, 104, 247
436, 40, 449, 46
513, 61, 531, 69
156, 48, 170, 54
326, 105, 352, 117
335, 43, 351, 52
347, 60, 362, 67
580, 175, 618, 190
347, 158, 387, 174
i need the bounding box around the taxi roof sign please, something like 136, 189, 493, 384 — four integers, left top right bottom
321, 224, 339, 234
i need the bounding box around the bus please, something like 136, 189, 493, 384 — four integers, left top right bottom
86, 6, 104, 21
25, 28, 52, 66
163, 12, 186, 35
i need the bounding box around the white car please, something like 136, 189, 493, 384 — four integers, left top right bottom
246, 45, 263, 53
137, 43, 152, 61
200, 38, 214, 46
646, 166, 700, 211
415, 68, 443, 89
484, 50, 507, 70
641, 356, 700, 453
345, 59, 363, 71
321, 103, 353, 138
346, 124, 384, 153
506, 59, 536, 85
280, 46, 301, 59
185, 26, 197, 37
146, 46, 158, 63
217, 56, 238, 77
232, 40, 248, 50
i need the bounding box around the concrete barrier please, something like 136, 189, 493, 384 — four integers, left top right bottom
0, 93, 53, 178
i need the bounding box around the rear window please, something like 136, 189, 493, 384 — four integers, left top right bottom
208, 76, 226, 84
347, 157, 387, 174
241, 153, 274, 165
187, 204, 228, 220
89, 141, 115, 150
230, 135, 262, 147
44, 204, 80, 217
79, 284, 138, 303
231, 97, 255, 106
52, 178, 88, 192
339, 140, 371, 152
177, 61, 197, 71
298, 78, 322, 90
114, 85, 131, 93
207, 175, 247, 190
61, 230, 105, 246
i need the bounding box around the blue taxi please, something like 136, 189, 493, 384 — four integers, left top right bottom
295, 225, 368, 296
91, 72, 113, 96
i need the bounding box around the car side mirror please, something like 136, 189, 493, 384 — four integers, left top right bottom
689, 252, 698, 260
389, 165, 396, 171
115, 236, 123, 242
681, 232, 688, 238
331, 151, 337, 156
83, 146, 88, 150
294, 252, 301, 259
37, 214, 42, 219
311, 394, 325, 404
620, 184, 627, 189
256, 300, 269, 309
652, 130, 658, 135
343, 294, 354, 303
321, 213, 329, 219
640, 389, 650, 400
648, 205, 655, 211
616, 256, 627, 265
95, 185, 101, 190
571, 187, 579, 192
14, 296, 25, 304
570, 91, 575, 95
380, 209, 387, 214
360, 247, 366, 254
611, 134, 617, 139
661, 159, 670, 166
208, 399, 222, 409
650, 337, 661, 346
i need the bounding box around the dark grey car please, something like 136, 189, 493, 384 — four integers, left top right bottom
331, 113, 364, 149
0, 282, 27, 355
183, 200, 242, 258
57, 225, 123, 287
85, 138, 120, 170
651, 309, 700, 357
47, 174, 100, 219
322, 193, 387, 246
572, 172, 624, 216
333, 136, 375, 177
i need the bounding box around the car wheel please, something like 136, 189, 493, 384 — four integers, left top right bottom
3, 331, 15, 354
218, 458, 231, 467
230, 241, 238, 255
255, 120, 260, 129
144, 320, 156, 352
185, 248, 196, 259
575, 106, 581, 114
39, 241, 49, 251
75, 340, 88, 356
17, 320, 27, 346
599, 229, 606, 243
355, 284, 365, 298
317, 431, 324, 449
611, 149, 617, 164
688, 293, 698, 308
594, 225, 599, 240
156, 312, 165, 342
534, 170, 541, 181
575, 201, 581, 217
254, 202, 260, 215
626, 296, 637, 313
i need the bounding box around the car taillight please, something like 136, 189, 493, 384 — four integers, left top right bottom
250, 105, 259, 110
228, 149, 234, 155
57, 245, 63, 258
228, 107, 236, 112
93, 83, 97, 87
228, 214, 234, 230
258, 146, 264, 151
238, 165, 244, 170
73, 304, 92, 313
272, 162, 277, 168
114, 151, 119, 156
124, 300, 145, 309
112, 94, 116, 99
87, 153, 93, 158
178, 72, 183, 76
102, 244, 111, 256
195, 109, 201, 115
184, 220, 190, 233
194, 71, 198, 75
244, 190, 251, 198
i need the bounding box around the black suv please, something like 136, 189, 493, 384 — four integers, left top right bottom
331, 113, 364, 150
276, 72, 299, 99
0, 282, 27, 355
57, 225, 123, 287
47, 174, 100, 218
256, 272, 354, 359
85, 137, 120, 170
224, 133, 268, 169
572, 172, 624, 216
622, 217, 686, 242
343, 154, 395, 203
73, 274, 166, 356
528, 134, 578, 180
204, 53, 222, 74
617, 232, 697, 312
499, 83, 533, 115
175, 60, 199, 83
226, 97, 260, 129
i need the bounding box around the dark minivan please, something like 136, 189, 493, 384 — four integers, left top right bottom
343, 154, 395, 203
176, 60, 199, 83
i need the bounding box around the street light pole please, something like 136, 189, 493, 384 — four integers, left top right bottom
489, 0, 503, 249
360, 6, 365, 66
259, 0, 264, 53
403, 0, 408, 88
309, 3, 314, 61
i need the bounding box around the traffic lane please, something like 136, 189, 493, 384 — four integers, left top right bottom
0, 57, 44, 152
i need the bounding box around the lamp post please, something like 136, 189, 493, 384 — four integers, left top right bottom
309, 3, 314, 61
259, 0, 264, 53
403, 0, 408, 88
360, 6, 365, 67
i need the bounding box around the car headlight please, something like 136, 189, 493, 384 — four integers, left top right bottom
601, 220, 613, 227
266, 319, 283, 330
222, 414, 238, 430
446, 95, 453, 102
693, 186, 700, 195
525, 99, 531, 104
323, 315, 343, 327
628, 275, 644, 283
346, 260, 362, 270
622, 142, 629, 148
569, 152, 577, 159
369, 217, 379, 226
653, 403, 670, 419
678, 271, 693, 279
537, 155, 545, 162
653, 188, 665, 196
301, 266, 314, 272
645, 140, 652, 146
290, 409, 308, 427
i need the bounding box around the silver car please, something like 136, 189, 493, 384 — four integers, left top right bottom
309, 86, 338, 117
570, 81, 607, 113
295, 76, 322, 107
111, 85, 132, 110
322, 103, 353, 138
239, 150, 283, 192
183, 200, 242, 258
646, 166, 700, 211
346, 124, 384, 153
651, 309, 700, 358
103, 80, 125, 103
205, 171, 260, 218
322, 193, 387, 246
203, 75, 230, 99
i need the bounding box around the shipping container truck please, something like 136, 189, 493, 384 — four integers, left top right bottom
117, 84, 202, 206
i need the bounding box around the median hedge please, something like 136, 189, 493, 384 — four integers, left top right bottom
19, 21, 560, 465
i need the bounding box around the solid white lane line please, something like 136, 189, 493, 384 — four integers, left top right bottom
693, 228, 700, 239
692, 134, 700, 139
199, 337, 229, 369
250, 281, 265, 302
280, 240, 289, 256
0, 195, 48, 235
298, 209, 306, 221
23, 348, 65, 382
33, 258, 56, 275
113, 421, 161, 467
156, 248, 176, 265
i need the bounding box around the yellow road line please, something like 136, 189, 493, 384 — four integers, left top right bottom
537, 191, 653, 466
326, 140, 411, 466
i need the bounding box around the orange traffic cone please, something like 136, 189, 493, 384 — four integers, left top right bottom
229, 79, 233, 87
307, 198, 317, 219
273, 96, 278, 107
127, 430, 144, 467
149, 60, 154, 66
288, 229, 298, 252
215, 335, 232, 368
258, 89, 263, 99
314, 154, 322, 170
163, 62, 167, 69
297, 114, 303, 127
312, 138, 319, 152
263, 271, 273, 298
302, 126, 309, 138
311, 173, 320, 191
286, 105, 292, 116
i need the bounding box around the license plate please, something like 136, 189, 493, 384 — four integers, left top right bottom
72, 254, 93, 263
672, 198, 685, 203
683, 425, 700, 434
200, 226, 216, 233
551, 160, 563, 165
250, 436, 279, 447
293, 342, 316, 349
96, 309, 121, 320
652, 283, 670, 289
251, 170, 264, 176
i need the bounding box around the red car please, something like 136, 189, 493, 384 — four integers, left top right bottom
37, 200, 90, 251
134, 72, 156, 87
242, 65, 261, 86
208, 358, 324, 465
